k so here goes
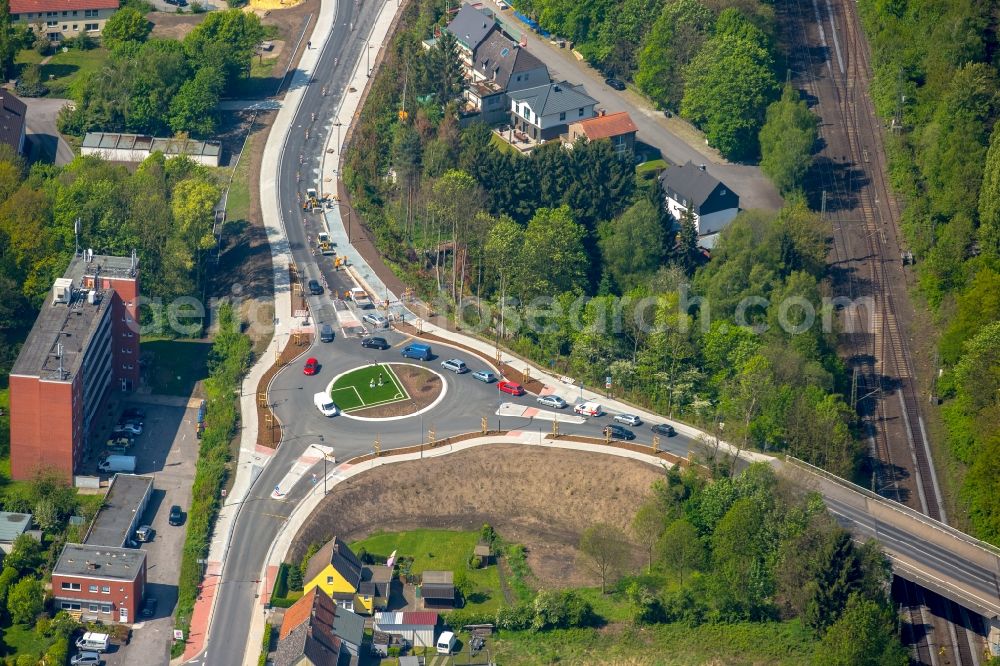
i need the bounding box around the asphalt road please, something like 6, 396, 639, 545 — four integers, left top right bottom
187, 1, 383, 664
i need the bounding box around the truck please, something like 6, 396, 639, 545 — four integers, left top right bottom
349, 287, 373, 309
316, 231, 335, 255
303, 188, 323, 213
99, 455, 136, 473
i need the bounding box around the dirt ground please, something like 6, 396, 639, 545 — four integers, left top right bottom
289, 445, 659, 588
351, 364, 441, 417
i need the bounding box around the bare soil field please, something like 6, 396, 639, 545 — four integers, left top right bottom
351, 364, 441, 418
289, 445, 659, 588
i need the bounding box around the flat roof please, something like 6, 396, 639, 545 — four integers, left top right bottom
0, 512, 31, 542
82, 132, 221, 158
55, 543, 144, 582
84, 474, 153, 548
422, 570, 452, 585
10, 253, 137, 381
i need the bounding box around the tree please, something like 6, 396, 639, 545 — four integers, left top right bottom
7, 577, 44, 625
710, 496, 778, 620
518, 205, 588, 300
101, 7, 151, 49
579, 523, 631, 593
183, 9, 264, 87
169, 66, 225, 136
978, 121, 1000, 256
631, 498, 667, 572
635, 0, 714, 111
431, 30, 463, 107
657, 518, 705, 583
0, 0, 17, 79
598, 199, 665, 290
760, 83, 817, 193
681, 32, 778, 161
811, 595, 909, 666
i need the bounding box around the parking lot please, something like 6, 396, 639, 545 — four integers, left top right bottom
96, 398, 200, 666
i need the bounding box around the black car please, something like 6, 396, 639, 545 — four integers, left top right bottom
361, 336, 389, 350
141, 597, 158, 618
123, 407, 145, 420
651, 423, 676, 437
169, 505, 184, 526
307, 279, 323, 295
605, 77, 626, 91
603, 424, 636, 441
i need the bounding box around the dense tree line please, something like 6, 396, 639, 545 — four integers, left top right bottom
588, 464, 908, 664
0, 148, 222, 375
345, 2, 859, 476
58, 9, 264, 137
858, 0, 1000, 543
509, 0, 781, 161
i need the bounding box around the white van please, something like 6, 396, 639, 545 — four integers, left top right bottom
313, 392, 338, 417
573, 401, 603, 417
436, 630, 457, 655
75, 632, 110, 652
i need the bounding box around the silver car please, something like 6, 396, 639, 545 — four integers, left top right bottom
71, 653, 102, 666
537, 394, 567, 409
363, 312, 389, 329
614, 413, 642, 426
441, 359, 469, 374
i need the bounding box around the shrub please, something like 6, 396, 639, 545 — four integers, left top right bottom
190, 1, 206, 12
442, 608, 493, 629
43, 637, 69, 666
287, 564, 303, 591
15, 64, 47, 97
272, 563, 289, 599
495, 603, 533, 631
531, 590, 596, 631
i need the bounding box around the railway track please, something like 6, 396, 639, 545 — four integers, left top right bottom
782, 0, 983, 661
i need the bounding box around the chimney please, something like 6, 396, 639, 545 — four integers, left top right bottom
698, 164, 707, 171
553, 85, 561, 92
599, 109, 606, 117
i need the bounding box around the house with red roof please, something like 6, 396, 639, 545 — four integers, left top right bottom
373, 610, 440, 650
567, 110, 639, 156
10, 0, 119, 42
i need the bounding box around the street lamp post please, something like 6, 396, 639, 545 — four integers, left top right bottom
333, 116, 342, 154
310, 443, 329, 496
367, 42, 374, 77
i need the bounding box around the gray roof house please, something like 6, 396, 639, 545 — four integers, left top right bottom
331, 605, 366, 657
464, 31, 550, 125
445, 4, 498, 65
658, 161, 740, 238
509, 81, 598, 142
0, 512, 32, 553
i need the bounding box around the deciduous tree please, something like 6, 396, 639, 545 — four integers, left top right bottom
760, 83, 817, 193
579, 523, 631, 593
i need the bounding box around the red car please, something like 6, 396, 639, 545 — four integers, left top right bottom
303, 357, 319, 375
498, 381, 524, 396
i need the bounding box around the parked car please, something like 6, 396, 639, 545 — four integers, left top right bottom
135, 525, 155, 543
307, 279, 323, 295
361, 336, 390, 350
537, 394, 567, 409
303, 357, 319, 375
169, 505, 184, 526
441, 359, 468, 374
651, 423, 676, 437
498, 381, 525, 396
70, 652, 102, 665
603, 424, 636, 441
363, 312, 389, 329
614, 414, 642, 426
122, 407, 144, 420
75, 633, 109, 652
472, 370, 497, 383
113, 422, 142, 436
141, 597, 158, 618
605, 77, 626, 90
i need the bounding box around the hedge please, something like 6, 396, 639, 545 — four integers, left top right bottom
173, 304, 253, 648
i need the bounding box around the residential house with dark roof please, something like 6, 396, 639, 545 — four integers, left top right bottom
303, 536, 364, 613
0, 92, 26, 156
465, 31, 549, 123
10, 0, 119, 41
658, 161, 740, 238
444, 4, 498, 68
275, 588, 342, 666
0, 512, 32, 553
509, 81, 598, 141
331, 602, 365, 657
419, 570, 455, 608
357, 564, 393, 615
567, 110, 639, 156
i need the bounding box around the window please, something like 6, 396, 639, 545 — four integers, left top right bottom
84, 9, 98, 16
47, 20, 57, 26
62, 25, 67, 29
578, 108, 584, 117
10, 13, 18, 19
85, 22, 98, 31
73, 10, 78, 15
73, 24, 78, 29
326, 576, 334, 585
46, 11, 56, 16
61, 602, 81, 611
126, 331, 134, 338
559, 111, 565, 121
101, 586, 110, 594
89, 584, 98, 593
101, 604, 111, 613
62, 10, 68, 15
62, 582, 81, 591
88, 603, 99, 612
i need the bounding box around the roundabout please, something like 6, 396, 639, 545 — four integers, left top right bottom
327, 362, 446, 420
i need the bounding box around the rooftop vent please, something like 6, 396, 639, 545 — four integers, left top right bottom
553, 85, 561, 92
86, 561, 99, 570
52, 278, 73, 305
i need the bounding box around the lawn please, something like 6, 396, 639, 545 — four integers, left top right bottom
39, 47, 110, 98
2, 624, 54, 659
141, 338, 212, 397
351, 529, 506, 613
228, 56, 279, 99
474, 619, 818, 666
329, 363, 408, 412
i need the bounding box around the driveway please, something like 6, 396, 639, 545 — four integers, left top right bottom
20, 96, 74, 166
483, 4, 783, 212
100, 399, 200, 666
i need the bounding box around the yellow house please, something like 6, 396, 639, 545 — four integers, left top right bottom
303, 537, 394, 615
303, 537, 364, 612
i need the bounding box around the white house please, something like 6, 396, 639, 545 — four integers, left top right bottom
81, 132, 221, 167
10, 0, 119, 41
373, 611, 439, 649
508, 81, 597, 141
658, 161, 740, 236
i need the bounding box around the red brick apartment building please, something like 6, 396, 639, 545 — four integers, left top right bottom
52, 543, 145, 624
8, 252, 139, 481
